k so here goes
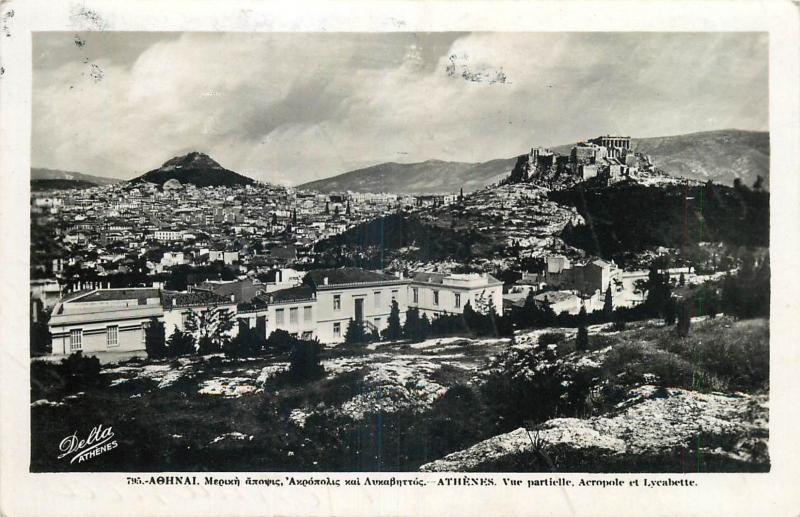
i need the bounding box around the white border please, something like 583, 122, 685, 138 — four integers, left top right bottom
1, 1, 799, 516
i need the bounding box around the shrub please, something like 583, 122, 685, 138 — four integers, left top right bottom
197, 336, 220, 355
144, 317, 167, 359
265, 329, 295, 353
166, 329, 195, 357
60, 351, 104, 392
344, 318, 367, 345
289, 340, 325, 383
538, 332, 565, 346
224, 325, 264, 359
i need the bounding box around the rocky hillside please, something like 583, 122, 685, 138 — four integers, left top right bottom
420, 317, 769, 472
30, 167, 119, 186
421, 386, 768, 472
300, 158, 516, 194
130, 152, 255, 187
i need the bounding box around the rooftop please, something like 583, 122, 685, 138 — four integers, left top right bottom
73, 288, 161, 303
305, 267, 401, 287
268, 285, 316, 303
162, 289, 231, 308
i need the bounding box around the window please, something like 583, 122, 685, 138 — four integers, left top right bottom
374, 291, 382, 308
455, 293, 461, 309
181, 311, 189, 327
275, 308, 285, 325
333, 322, 341, 337
303, 306, 312, 323
106, 325, 119, 348
412, 287, 419, 303
70, 329, 83, 351
433, 290, 439, 305
289, 307, 298, 324
333, 294, 341, 311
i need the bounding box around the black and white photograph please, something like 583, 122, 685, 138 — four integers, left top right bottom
3, 1, 800, 515
26, 29, 772, 474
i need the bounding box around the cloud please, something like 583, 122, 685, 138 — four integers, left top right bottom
32, 32, 768, 184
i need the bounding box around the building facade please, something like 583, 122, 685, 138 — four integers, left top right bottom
49, 288, 163, 355
306, 268, 410, 344
408, 271, 504, 319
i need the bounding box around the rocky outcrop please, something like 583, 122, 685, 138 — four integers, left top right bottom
420, 385, 768, 472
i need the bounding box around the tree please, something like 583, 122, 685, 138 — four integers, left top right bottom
224, 324, 264, 359
576, 305, 589, 351
420, 314, 432, 341
403, 307, 424, 343
643, 262, 671, 317
344, 318, 366, 345
602, 285, 613, 319
271, 212, 278, 225
679, 272, 686, 286
144, 316, 167, 359
184, 305, 235, 355
382, 299, 402, 341
30, 303, 52, 356
676, 300, 691, 337
346, 201, 351, 216
166, 329, 195, 357
752, 175, 764, 191
289, 339, 324, 382
664, 296, 676, 326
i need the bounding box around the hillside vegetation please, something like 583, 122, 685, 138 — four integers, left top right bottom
551, 181, 769, 257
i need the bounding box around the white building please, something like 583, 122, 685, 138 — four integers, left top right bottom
160, 251, 185, 267
152, 230, 184, 242
305, 268, 410, 344
49, 288, 163, 356
408, 271, 503, 319
261, 285, 318, 341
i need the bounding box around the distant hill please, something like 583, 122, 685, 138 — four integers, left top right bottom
31, 168, 119, 185
633, 130, 769, 189
303, 129, 768, 194
300, 158, 517, 194
130, 152, 255, 187
31, 179, 99, 191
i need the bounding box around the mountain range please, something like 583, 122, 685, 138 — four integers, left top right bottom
301, 129, 769, 194
30, 168, 120, 186
130, 152, 256, 187
31, 129, 768, 193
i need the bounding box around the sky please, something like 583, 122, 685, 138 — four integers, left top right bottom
32, 32, 768, 184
